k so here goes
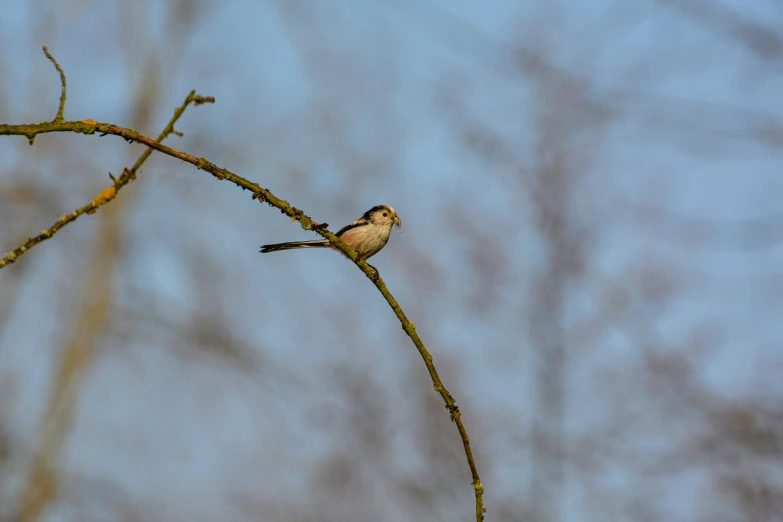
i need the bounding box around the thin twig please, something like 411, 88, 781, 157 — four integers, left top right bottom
42, 46, 66, 122
0, 91, 214, 269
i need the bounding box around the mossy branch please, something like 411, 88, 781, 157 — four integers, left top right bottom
0, 90, 214, 269
0, 48, 485, 521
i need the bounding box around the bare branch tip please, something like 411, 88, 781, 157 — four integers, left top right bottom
193, 95, 215, 106
42, 45, 67, 122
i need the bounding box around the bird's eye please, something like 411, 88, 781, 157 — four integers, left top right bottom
383, 212, 388, 217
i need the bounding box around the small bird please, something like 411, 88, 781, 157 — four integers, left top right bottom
260, 205, 401, 270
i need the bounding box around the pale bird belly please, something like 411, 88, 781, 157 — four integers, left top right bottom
338, 226, 390, 259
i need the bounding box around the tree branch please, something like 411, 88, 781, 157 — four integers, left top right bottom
0, 91, 214, 269
0, 49, 484, 521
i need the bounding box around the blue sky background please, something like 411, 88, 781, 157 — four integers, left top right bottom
1, 1, 782, 521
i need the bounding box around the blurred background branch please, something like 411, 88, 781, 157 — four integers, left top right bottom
8, 72, 212, 519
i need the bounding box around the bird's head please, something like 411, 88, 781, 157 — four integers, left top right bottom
366, 205, 401, 230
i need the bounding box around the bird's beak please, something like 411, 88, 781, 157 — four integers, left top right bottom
394, 216, 401, 229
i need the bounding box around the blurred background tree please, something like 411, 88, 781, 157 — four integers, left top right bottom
1, 1, 782, 521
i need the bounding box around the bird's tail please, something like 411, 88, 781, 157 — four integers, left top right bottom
259, 240, 330, 253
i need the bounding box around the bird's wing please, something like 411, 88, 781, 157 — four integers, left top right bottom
335, 217, 368, 237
